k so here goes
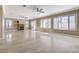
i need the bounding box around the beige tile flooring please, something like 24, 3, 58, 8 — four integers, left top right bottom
0, 30, 79, 53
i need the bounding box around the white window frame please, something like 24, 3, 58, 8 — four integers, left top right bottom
61, 15, 68, 30
5, 19, 12, 29
25, 21, 29, 28
53, 13, 77, 31
53, 17, 59, 29
69, 13, 77, 31
40, 18, 51, 28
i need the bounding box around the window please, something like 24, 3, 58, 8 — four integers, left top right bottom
53, 17, 59, 29
5, 20, 12, 29
69, 14, 77, 31
53, 13, 77, 31
31, 21, 36, 30
40, 18, 51, 28
25, 21, 29, 28
61, 16, 68, 30
43, 19, 47, 28
58, 17, 62, 29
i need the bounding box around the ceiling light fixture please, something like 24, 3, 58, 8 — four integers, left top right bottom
22, 5, 26, 7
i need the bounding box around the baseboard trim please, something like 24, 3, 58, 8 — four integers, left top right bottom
35, 31, 79, 38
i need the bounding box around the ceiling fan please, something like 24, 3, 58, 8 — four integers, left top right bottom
22, 5, 45, 13
22, 5, 27, 7
36, 8, 44, 13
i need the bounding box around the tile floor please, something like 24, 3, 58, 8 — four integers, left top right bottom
0, 30, 79, 53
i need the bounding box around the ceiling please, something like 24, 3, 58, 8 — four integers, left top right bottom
4, 5, 79, 20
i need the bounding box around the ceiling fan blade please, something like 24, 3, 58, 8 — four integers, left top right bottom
36, 8, 44, 13
40, 11, 44, 13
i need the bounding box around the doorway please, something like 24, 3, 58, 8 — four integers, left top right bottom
31, 21, 36, 31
